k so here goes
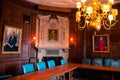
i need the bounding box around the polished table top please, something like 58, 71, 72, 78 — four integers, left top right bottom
77, 64, 120, 72
5, 63, 120, 80
4, 63, 78, 80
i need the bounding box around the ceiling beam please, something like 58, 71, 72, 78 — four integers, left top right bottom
38, 5, 71, 13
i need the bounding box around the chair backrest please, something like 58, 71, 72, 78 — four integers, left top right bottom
92, 58, 103, 66
47, 60, 56, 68
104, 59, 114, 66
111, 60, 120, 68
22, 63, 34, 74
37, 62, 46, 70
82, 59, 91, 64
61, 59, 67, 65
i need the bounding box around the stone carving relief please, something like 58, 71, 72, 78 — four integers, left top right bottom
36, 15, 69, 49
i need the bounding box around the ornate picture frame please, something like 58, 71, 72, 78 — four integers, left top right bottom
48, 29, 59, 41
92, 34, 109, 53
2, 24, 22, 54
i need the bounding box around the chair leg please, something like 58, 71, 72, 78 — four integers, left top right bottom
59, 74, 66, 80
56, 76, 59, 80
62, 75, 66, 80
69, 71, 73, 80
59, 75, 62, 80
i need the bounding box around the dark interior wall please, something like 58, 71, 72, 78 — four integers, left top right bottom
68, 11, 84, 63
0, 0, 37, 75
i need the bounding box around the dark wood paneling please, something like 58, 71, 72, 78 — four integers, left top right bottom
0, 58, 29, 75
0, 0, 36, 76
2, 5, 12, 22
21, 43, 29, 58
0, 6, 2, 18
69, 11, 84, 63
22, 23, 31, 43
13, 8, 22, 24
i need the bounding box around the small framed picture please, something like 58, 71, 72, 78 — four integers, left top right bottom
92, 34, 109, 53
48, 29, 59, 41
2, 24, 22, 54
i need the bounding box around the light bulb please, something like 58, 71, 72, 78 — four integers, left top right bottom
108, 15, 113, 21
102, 4, 110, 13
86, 7, 92, 15
96, 25, 101, 31
76, 2, 81, 9
81, 0, 86, 4
108, 0, 114, 4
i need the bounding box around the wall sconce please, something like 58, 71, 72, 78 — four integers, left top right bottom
31, 36, 39, 62
31, 36, 36, 48
70, 37, 74, 45
33, 36, 36, 41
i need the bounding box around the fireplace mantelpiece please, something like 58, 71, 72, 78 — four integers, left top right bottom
35, 15, 69, 49
35, 15, 69, 62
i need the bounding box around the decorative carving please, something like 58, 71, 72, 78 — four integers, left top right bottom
36, 15, 69, 49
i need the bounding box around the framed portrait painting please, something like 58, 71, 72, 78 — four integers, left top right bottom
48, 29, 59, 41
92, 34, 109, 53
2, 24, 22, 54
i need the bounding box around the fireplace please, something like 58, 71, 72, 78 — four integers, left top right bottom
35, 15, 69, 62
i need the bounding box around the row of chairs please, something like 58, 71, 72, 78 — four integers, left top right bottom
82, 58, 120, 68
22, 59, 67, 80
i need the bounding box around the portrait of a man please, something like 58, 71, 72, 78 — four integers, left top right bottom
92, 34, 109, 53
2, 25, 22, 54
48, 29, 58, 41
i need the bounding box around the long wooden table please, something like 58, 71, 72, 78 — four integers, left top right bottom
4, 63, 78, 80
4, 63, 120, 80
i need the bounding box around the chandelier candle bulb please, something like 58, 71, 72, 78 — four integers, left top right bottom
102, 4, 110, 13
96, 25, 101, 31
112, 9, 118, 16
76, 2, 81, 9
76, 11, 81, 22
108, 0, 114, 4
86, 7, 92, 15
81, 0, 86, 4
108, 15, 113, 22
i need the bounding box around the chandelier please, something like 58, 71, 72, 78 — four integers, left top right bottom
76, 0, 118, 30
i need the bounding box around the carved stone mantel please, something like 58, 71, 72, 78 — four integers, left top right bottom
35, 15, 69, 61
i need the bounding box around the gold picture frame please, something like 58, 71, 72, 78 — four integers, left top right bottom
92, 34, 109, 53
2, 24, 22, 54
48, 29, 59, 41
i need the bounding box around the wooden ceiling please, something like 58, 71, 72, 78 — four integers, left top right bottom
26, 0, 120, 8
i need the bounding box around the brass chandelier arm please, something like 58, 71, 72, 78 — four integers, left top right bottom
77, 20, 87, 30
102, 20, 118, 30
